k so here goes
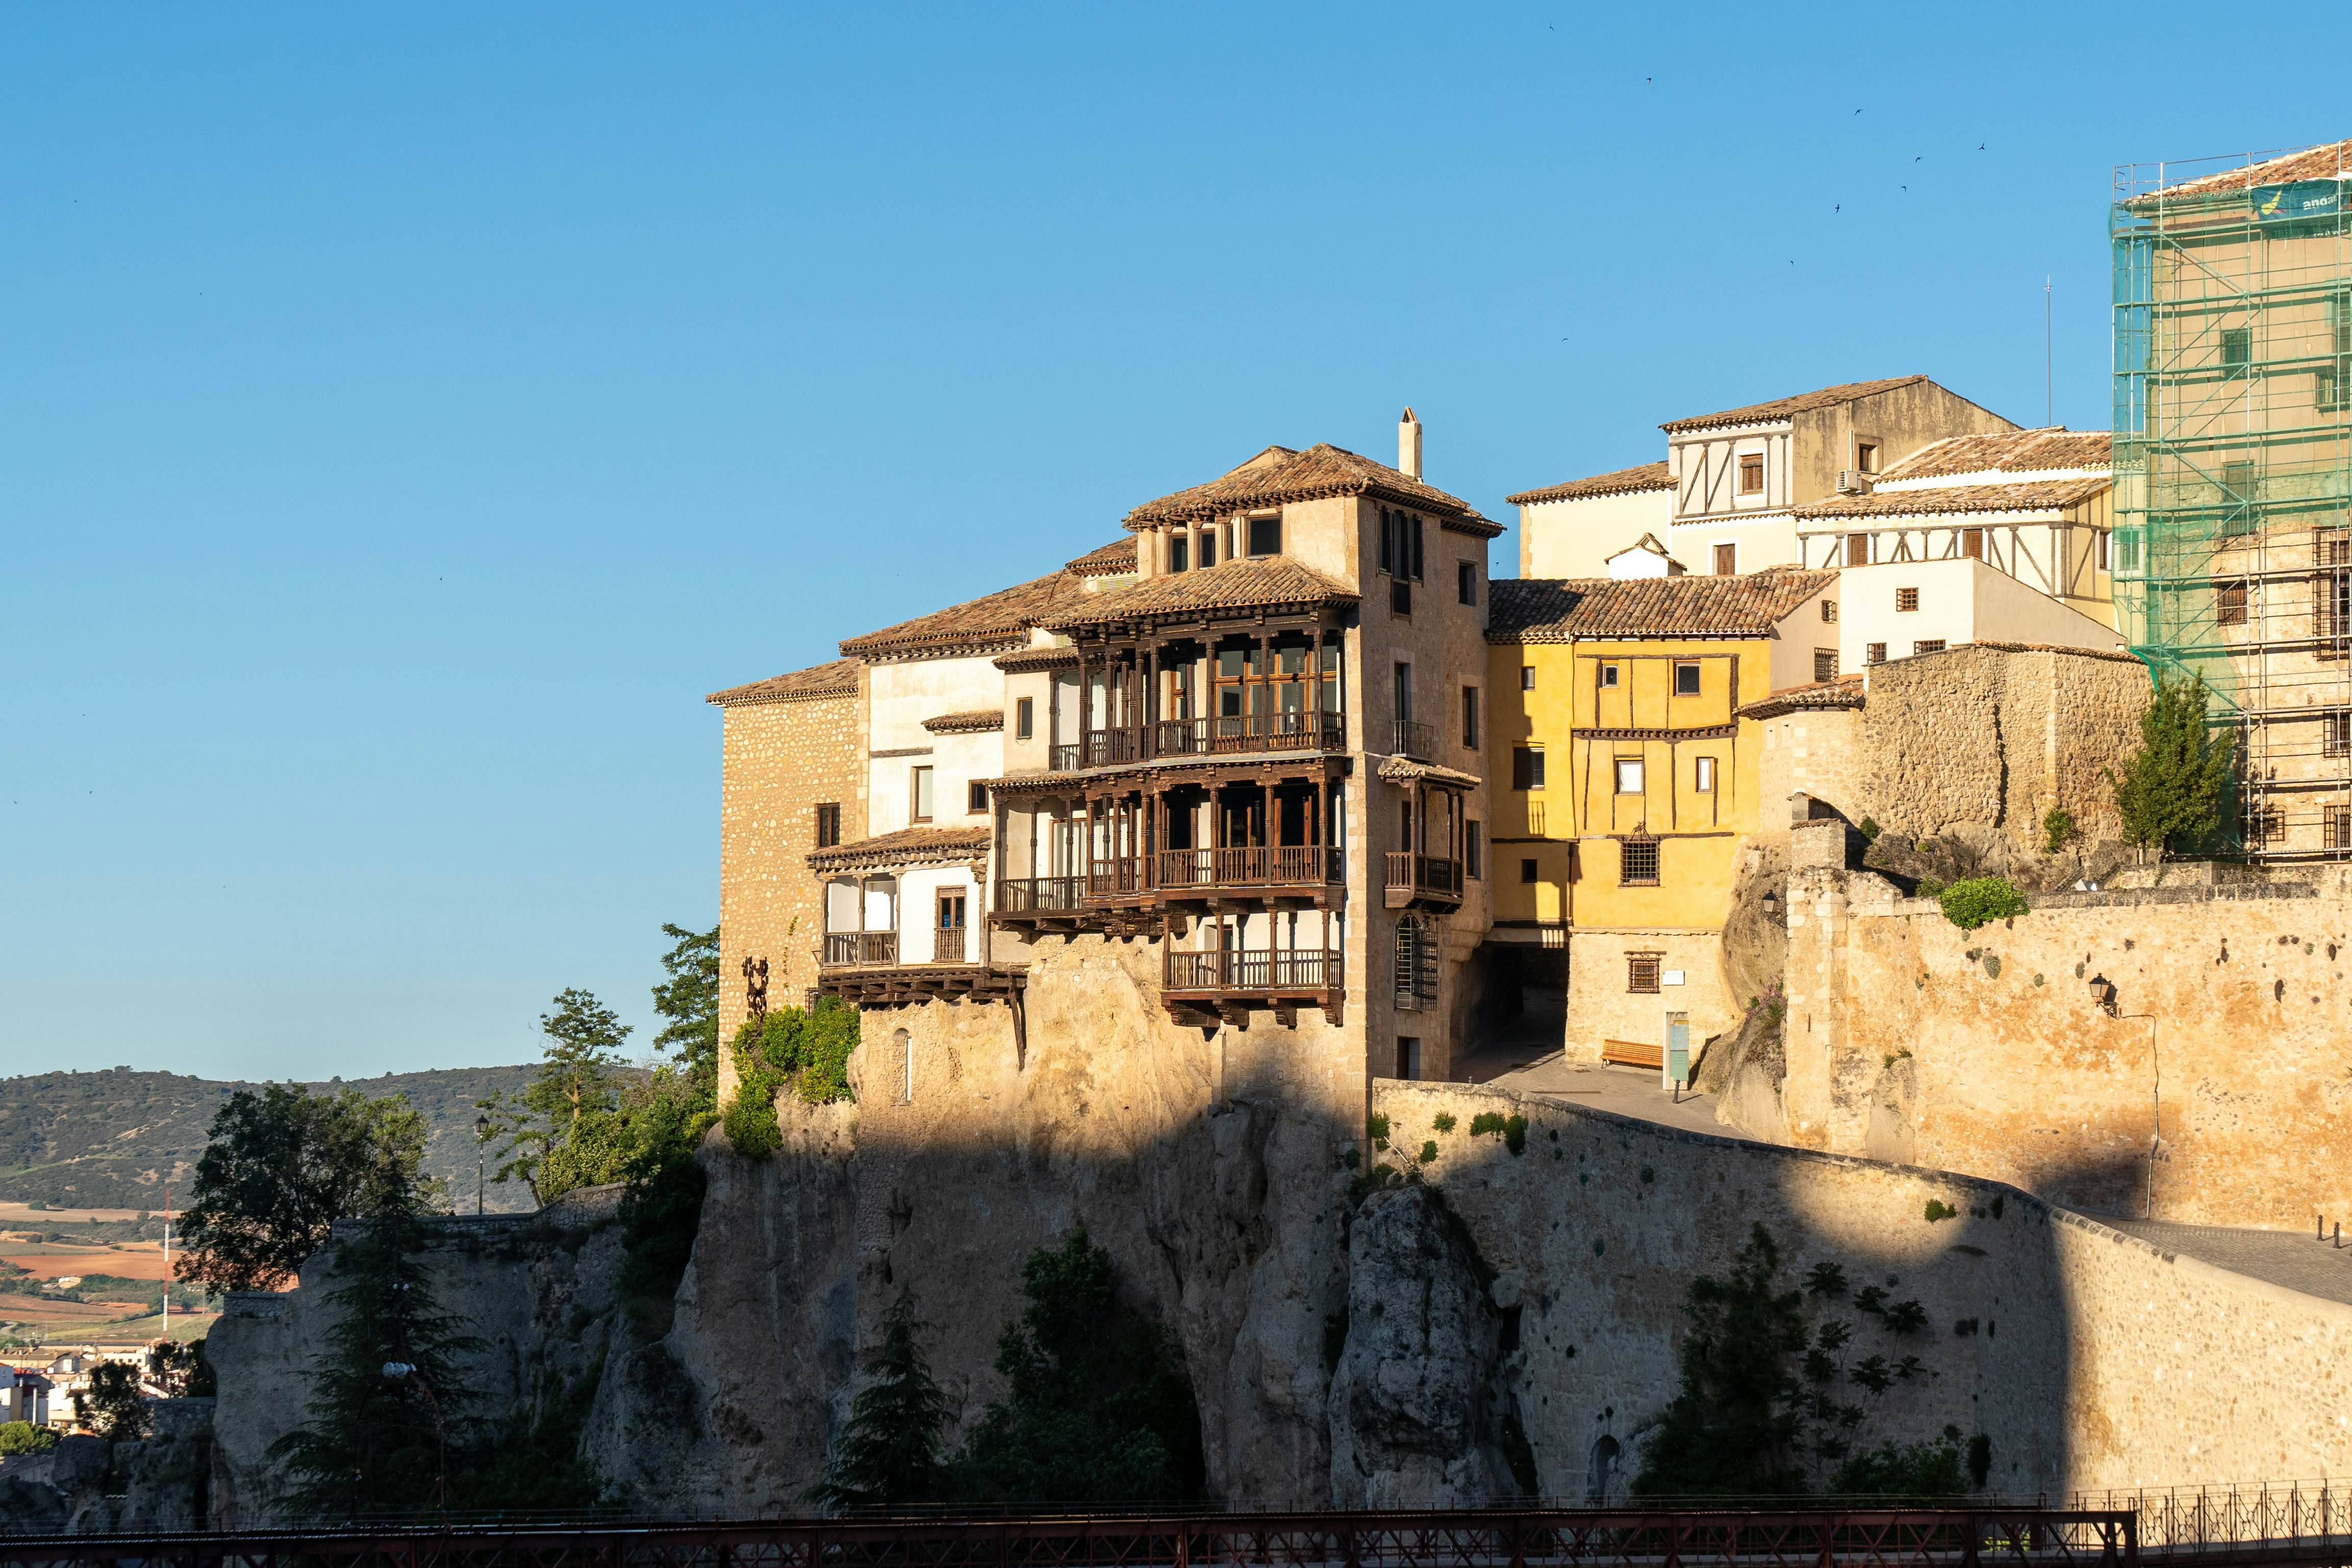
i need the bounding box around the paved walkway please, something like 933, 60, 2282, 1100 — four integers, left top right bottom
2092, 1215, 2352, 1307
1454, 992, 1754, 1141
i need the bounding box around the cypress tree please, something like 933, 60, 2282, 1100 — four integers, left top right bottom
808, 1290, 950, 1511
2111, 671, 2237, 857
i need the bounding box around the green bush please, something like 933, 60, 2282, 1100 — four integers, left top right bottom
1858, 818, 1881, 842
1923, 1200, 1957, 1223
1366, 1113, 1390, 1148
1468, 1112, 1506, 1138
1432, 1113, 1456, 1134
1828, 1426, 1973, 1498
0, 1420, 56, 1455
1937, 877, 2027, 931
723, 999, 862, 1157
2041, 807, 2078, 855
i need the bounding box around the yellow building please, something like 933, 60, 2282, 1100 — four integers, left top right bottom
1486, 569, 1836, 1063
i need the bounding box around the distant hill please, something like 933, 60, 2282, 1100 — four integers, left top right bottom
0, 1066, 567, 1214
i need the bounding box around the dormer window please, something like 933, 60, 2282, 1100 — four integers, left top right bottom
1248, 514, 1282, 556
1856, 440, 1879, 473
1197, 527, 1217, 568
1169, 532, 1189, 573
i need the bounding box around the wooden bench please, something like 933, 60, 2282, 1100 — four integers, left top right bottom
1601, 1038, 1663, 1069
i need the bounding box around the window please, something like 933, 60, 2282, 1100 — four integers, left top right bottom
968, 779, 989, 813
2222, 325, 2251, 379
1913, 639, 1947, 655
1512, 747, 1546, 790
1962, 528, 1984, 560
1393, 662, 1413, 723
1394, 917, 1436, 1010
2222, 460, 2257, 536
1169, 533, 1189, 573
1520, 857, 1538, 884
815, 802, 842, 848
2097, 530, 2111, 572
1458, 560, 1478, 605
1867, 642, 1887, 664
1016, 696, 1034, 740
1461, 685, 1480, 748
1196, 527, 1216, 568
1822, 599, 1837, 623
1613, 758, 1645, 795
1856, 440, 1879, 473
912, 766, 935, 822
1391, 578, 1412, 617
2324, 298, 2352, 412
1466, 821, 1483, 879
2325, 713, 2351, 757
2248, 805, 2285, 844
1673, 662, 1701, 696
1247, 514, 1282, 556
1737, 453, 1765, 495
1896, 586, 1920, 612
1713, 542, 1736, 576
1814, 649, 1837, 682
936, 890, 968, 963
2321, 535, 2351, 656
1379, 508, 1425, 580
1396, 1038, 1423, 1079
2216, 582, 2248, 626
1599, 663, 1620, 688
1627, 952, 1662, 993
1845, 533, 1870, 567
1695, 756, 1717, 793
1620, 840, 1660, 886
1521, 665, 1535, 691
2328, 803, 2352, 851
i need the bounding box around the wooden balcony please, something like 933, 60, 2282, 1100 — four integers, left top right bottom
1152, 845, 1343, 897
816, 927, 1023, 1007
1390, 719, 1434, 759
1161, 946, 1344, 1026
1384, 852, 1463, 910
823, 932, 899, 967
1044, 712, 1346, 773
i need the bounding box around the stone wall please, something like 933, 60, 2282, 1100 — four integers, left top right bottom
1374, 1078, 2352, 1494
1779, 867, 2352, 1229
717, 684, 866, 1097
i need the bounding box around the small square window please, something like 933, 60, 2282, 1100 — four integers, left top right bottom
1627, 952, 1662, 993
1599, 664, 1620, 688
1821, 599, 1837, 623
1520, 857, 1538, 885
1896, 586, 1920, 612
1867, 642, 1888, 665
1962, 527, 1985, 560
1913, 639, 1947, 656
1513, 747, 1546, 791
1814, 649, 1837, 682
1738, 454, 1765, 495
1620, 841, 1659, 886
1713, 542, 1736, 576
912, 766, 935, 822
2325, 802, 2352, 850
968, 779, 989, 814
1695, 756, 1717, 793
1845, 533, 1870, 567
1613, 758, 1645, 795
1673, 662, 1701, 696
1520, 665, 1535, 691
1248, 514, 1282, 556
2222, 326, 2251, 379
1458, 561, 1477, 605
2217, 582, 2248, 626
1015, 697, 1034, 741
1391, 579, 1413, 617
1856, 440, 1879, 473
2323, 713, 2351, 757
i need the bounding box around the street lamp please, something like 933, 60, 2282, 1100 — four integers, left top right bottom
473, 1114, 490, 1216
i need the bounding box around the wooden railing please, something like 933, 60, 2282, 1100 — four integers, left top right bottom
1153, 845, 1343, 889
1385, 851, 1464, 901
934, 925, 967, 965
1390, 718, 1435, 758
1088, 856, 1145, 895
996, 876, 1088, 913
821, 932, 898, 967
1154, 711, 1345, 757
1164, 948, 1343, 993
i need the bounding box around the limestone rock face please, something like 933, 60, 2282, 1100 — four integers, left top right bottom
1327, 1185, 1517, 1508
0, 1406, 214, 1534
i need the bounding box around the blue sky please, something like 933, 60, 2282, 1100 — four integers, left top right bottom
3, 2, 2336, 1080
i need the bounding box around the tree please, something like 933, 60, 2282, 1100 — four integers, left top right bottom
482, 988, 632, 1205
149, 1338, 215, 1398
1630, 1223, 1810, 1498
268, 1191, 485, 1518
652, 923, 721, 1096
616, 1072, 718, 1301
810, 1290, 951, 1511
0, 1420, 59, 1455
953, 1230, 1204, 1503
2111, 671, 2237, 857
80, 1361, 150, 1441
177, 1085, 435, 1294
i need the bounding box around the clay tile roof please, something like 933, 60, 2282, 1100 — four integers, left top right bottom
1123, 443, 1489, 530
2142, 140, 2352, 200
806, 824, 991, 874
1486, 569, 1837, 643
1064, 538, 1138, 577
1793, 477, 2111, 522
922, 709, 1004, 734
1506, 460, 1673, 507
993, 646, 1080, 673
1659, 377, 1930, 434
1376, 756, 1482, 789
838, 568, 1094, 660
1736, 675, 1867, 720
1879, 428, 2111, 482
1043, 555, 1358, 629
706, 657, 862, 707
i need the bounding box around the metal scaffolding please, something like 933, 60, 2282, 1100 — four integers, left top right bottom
2112, 141, 2352, 860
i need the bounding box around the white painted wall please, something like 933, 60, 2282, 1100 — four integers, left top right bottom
1837, 558, 2127, 673
865, 653, 1006, 837
1668, 511, 1803, 576
1766, 581, 1844, 690
1521, 487, 1672, 578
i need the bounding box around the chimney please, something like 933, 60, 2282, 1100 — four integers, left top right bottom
1398, 407, 1423, 479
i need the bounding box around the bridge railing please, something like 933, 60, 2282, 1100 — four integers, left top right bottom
2067, 1480, 2352, 1559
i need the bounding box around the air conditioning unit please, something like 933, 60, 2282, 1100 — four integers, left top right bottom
1836, 468, 1870, 495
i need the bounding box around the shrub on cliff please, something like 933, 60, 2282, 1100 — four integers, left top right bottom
618, 1077, 717, 1300
1828, 1426, 1971, 1498
952, 1229, 1204, 1503
810, 1290, 950, 1510
2110, 671, 2235, 857
0, 1420, 56, 1455
1935, 877, 2027, 931
722, 999, 862, 1156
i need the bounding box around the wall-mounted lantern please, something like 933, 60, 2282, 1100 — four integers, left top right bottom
2087, 973, 2119, 1017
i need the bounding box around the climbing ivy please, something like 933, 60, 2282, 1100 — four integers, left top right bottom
722, 999, 861, 1156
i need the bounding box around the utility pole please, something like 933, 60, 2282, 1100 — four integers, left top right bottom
160, 1183, 169, 1343
2046, 276, 2054, 427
